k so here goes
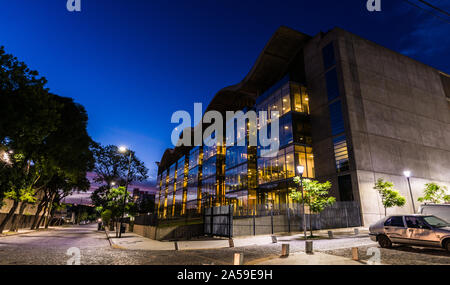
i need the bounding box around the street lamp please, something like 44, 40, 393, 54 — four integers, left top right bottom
296, 165, 307, 240
118, 145, 133, 238
403, 170, 416, 213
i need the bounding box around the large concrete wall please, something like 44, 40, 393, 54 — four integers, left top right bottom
334, 28, 450, 225
0, 198, 41, 215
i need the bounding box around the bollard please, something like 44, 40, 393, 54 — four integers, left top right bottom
233, 253, 244, 265
281, 243, 290, 257
328, 231, 333, 239
351, 247, 359, 261
229, 238, 234, 248
174, 241, 179, 251
271, 235, 278, 243
305, 240, 313, 254
354, 228, 359, 235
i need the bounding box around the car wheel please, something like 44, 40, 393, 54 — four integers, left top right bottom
378, 235, 392, 248
445, 240, 450, 252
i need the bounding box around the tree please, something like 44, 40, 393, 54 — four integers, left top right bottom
0, 46, 60, 233
418, 182, 450, 204
373, 178, 406, 216
101, 209, 112, 226
0, 46, 93, 233
91, 144, 148, 209
92, 144, 148, 187
290, 178, 336, 237
102, 186, 136, 237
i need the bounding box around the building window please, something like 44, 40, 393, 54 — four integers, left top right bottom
225, 164, 248, 192
225, 146, 247, 170
202, 156, 216, 179
257, 146, 301, 185
338, 174, 354, 201
295, 145, 315, 178
322, 42, 336, 70
292, 84, 309, 114
186, 165, 199, 207
333, 135, 349, 172
189, 147, 201, 169
325, 68, 340, 101
329, 100, 345, 136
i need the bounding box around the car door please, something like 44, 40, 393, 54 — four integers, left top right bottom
384, 216, 408, 243
404, 216, 439, 247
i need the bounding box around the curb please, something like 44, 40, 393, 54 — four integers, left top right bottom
104, 230, 113, 246
0, 227, 58, 238
104, 230, 125, 249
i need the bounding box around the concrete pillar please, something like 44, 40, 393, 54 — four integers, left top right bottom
305, 240, 313, 254
233, 253, 244, 265
281, 244, 290, 257
352, 247, 359, 261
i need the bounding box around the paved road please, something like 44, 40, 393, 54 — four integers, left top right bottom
0, 225, 448, 265
324, 244, 450, 265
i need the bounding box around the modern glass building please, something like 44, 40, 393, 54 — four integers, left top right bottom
156, 26, 450, 225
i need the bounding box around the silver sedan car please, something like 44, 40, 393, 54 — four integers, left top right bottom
369, 214, 450, 251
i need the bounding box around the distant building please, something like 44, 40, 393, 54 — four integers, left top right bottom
64, 172, 158, 206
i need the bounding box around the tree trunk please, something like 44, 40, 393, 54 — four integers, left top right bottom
10, 202, 27, 232
309, 213, 313, 237
0, 200, 19, 234
384, 207, 387, 217
35, 202, 48, 230
45, 207, 56, 229
115, 218, 119, 238
31, 199, 46, 229
44, 194, 56, 229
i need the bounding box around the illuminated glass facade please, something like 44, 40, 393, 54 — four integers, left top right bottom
156, 77, 314, 217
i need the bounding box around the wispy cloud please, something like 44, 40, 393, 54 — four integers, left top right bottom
395, 0, 450, 71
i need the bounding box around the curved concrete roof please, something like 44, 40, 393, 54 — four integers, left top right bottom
206, 26, 311, 113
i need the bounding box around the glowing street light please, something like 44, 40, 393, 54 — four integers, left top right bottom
118, 145, 133, 238
296, 165, 307, 240
403, 170, 416, 213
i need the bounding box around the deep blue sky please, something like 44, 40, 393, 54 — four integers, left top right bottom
1, 0, 449, 181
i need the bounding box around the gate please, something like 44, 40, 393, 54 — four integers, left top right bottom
204, 205, 233, 237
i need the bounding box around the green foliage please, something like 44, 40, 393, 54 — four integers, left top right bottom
0, 46, 94, 227
103, 186, 136, 219
4, 187, 36, 203
79, 212, 89, 222
373, 178, 406, 215
290, 178, 336, 214
101, 209, 112, 224
418, 182, 450, 204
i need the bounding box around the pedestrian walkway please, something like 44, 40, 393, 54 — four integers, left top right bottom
250, 251, 363, 265
0, 226, 59, 237
105, 226, 369, 251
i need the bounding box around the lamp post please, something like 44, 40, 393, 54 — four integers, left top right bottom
296, 165, 307, 240
403, 170, 416, 213
118, 146, 133, 238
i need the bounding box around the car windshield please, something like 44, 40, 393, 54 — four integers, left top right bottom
423, 216, 449, 228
